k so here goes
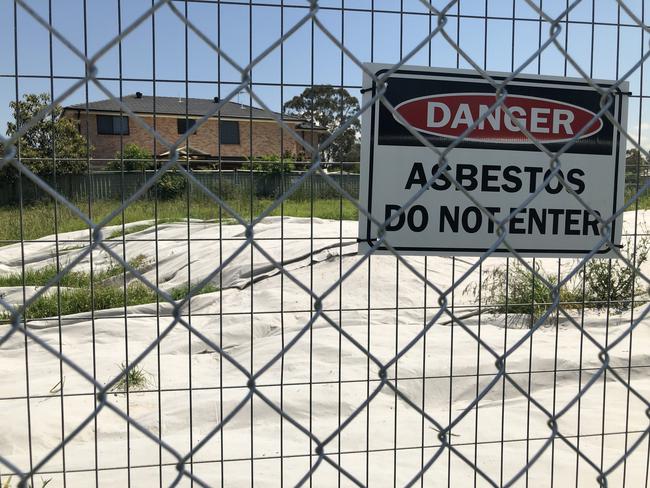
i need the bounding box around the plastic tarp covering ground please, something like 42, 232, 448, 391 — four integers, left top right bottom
1, 214, 649, 486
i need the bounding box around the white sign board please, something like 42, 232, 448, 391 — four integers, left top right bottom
357, 64, 629, 257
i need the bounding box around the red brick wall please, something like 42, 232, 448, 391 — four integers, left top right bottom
66, 111, 322, 164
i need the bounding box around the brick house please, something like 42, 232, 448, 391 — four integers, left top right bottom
63, 93, 327, 168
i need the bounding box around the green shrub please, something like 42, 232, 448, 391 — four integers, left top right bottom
243, 153, 295, 173
477, 237, 650, 326
206, 178, 241, 201
583, 237, 649, 311
155, 171, 187, 200
475, 262, 583, 326
325, 162, 360, 174
107, 143, 153, 171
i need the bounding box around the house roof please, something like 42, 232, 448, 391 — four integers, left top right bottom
64, 94, 311, 123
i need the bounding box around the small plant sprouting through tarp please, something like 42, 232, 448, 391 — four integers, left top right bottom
474, 236, 650, 327
111, 362, 151, 393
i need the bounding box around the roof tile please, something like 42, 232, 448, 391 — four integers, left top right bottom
64, 94, 304, 121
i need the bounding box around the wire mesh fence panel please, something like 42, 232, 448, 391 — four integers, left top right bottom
0, 0, 649, 487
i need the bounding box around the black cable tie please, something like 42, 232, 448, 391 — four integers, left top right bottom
613, 86, 632, 96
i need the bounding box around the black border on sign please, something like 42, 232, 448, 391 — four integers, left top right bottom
363, 68, 624, 254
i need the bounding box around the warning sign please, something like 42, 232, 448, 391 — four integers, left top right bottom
357, 64, 629, 257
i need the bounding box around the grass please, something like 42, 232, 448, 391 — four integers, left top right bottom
0, 196, 359, 243
0, 265, 90, 288
0, 255, 220, 321
111, 362, 151, 392
1, 281, 221, 321
108, 223, 158, 239
1, 182, 646, 243
170, 282, 220, 301
1, 282, 221, 321
0, 255, 149, 288
19, 282, 158, 319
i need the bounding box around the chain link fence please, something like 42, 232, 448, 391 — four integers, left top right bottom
1, 0, 650, 486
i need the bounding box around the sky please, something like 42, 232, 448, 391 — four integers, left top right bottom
1, 0, 650, 146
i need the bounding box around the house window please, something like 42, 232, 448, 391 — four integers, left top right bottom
219, 121, 240, 144
96, 115, 129, 135
177, 118, 196, 134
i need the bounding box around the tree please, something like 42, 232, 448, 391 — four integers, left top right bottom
342, 141, 360, 162
625, 148, 648, 187
283, 85, 360, 163
2, 93, 91, 180
108, 143, 153, 171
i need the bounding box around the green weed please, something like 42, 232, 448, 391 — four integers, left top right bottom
582, 237, 650, 310
111, 362, 151, 392
474, 262, 584, 326
477, 237, 650, 326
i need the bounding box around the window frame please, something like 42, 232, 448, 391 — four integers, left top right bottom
96, 114, 129, 135
219, 120, 240, 145
177, 118, 197, 135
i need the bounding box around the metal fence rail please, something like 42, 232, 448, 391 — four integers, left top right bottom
1, 0, 649, 487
